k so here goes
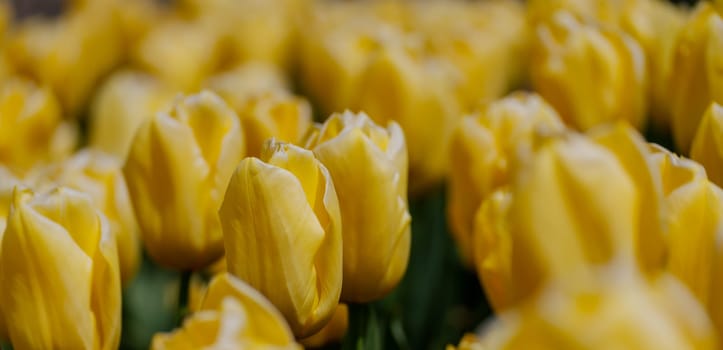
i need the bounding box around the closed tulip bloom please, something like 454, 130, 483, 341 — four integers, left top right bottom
448, 93, 565, 265
124, 91, 244, 270
648, 146, 723, 331
531, 11, 648, 131
0, 77, 76, 174
305, 111, 410, 302
0, 187, 121, 350
669, 3, 723, 153
41, 149, 140, 285
89, 70, 176, 159
152, 273, 301, 350
691, 103, 723, 186
300, 304, 348, 348
472, 274, 718, 349
220, 141, 342, 337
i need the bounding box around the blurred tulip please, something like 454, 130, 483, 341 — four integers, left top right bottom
89, 70, 176, 159
531, 11, 647, 131
40, 149, 140, 285
446, 333, 485, 350
0, 77, 76, 174
473, 273, 718, 349
7, 3, 123, 116
648, 145, 723, 331
203, 62, 290, 105
448, 93, 565, 265
124, 91, 244, 270
474, 133, 642, 310
132, 19, 223, 91
691, 103, 723, 187
527, 0, 624, 26
711, 225, 723, 338
305, 111, 410, 302
669, 3, 723, 153
0, 187, 121, 350
300, 304, 348, 348
152, 273, 301, 350
220, 141, 342, 337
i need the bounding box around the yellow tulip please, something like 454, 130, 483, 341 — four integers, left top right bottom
0, 77, 77, 174
691, 103, 723, 186
89, 70, 176, 159
472, 273, 718, 349
446, 334, 486, 350
473, 133, 641, 310
40, 149, 140, 285
7, 2, 123, 116
531, 11, 648, 131
527, 0, 624, 26
132, 19, 223, 91
300, 304, 348, 348
203, 62, 290, 105
152, 273, 301, 350
648, 145, 723, 333
448, 93, 565, 265
0, 187, 121, 350
123, 91, 244, 270
220, 140, 342, 337
669, 3, 723, 153
305, 111, 410, 302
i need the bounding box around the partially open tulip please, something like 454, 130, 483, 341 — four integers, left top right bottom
300, 304, 348, 348
469, 273, 718, 349
89, 70, 176, 159
691, 103, 723, 186
448, 93, 565, 265
220, 141, 342, 337
669, 3, 723, 153
41, 149, 140, 285
531, 11, 647, 131
152, 273, 301, 350
0, 187, 121, 350
124, 91, 244, 270
305, 111, 410, 302
0, 77, 76, 174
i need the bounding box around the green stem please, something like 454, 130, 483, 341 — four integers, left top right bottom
176, 271, 192, 326
342, 303, 383, 350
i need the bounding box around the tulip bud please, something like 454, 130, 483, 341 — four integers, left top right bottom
691, 103, 723, 187
301, 304, 349, 348
648, 146, 723, 329
474, 134, 641, 310
472, 274, 718, 349
124, 91, 244, 270
0, 187, 121, 350
0, 77, 76, 174
305, 111, 410, 302
220, 141, 342, 337
152, 273, 301, 350
448, 93, 565, 265
132, 20, 223, 91
669, 3, 723, 153
531, 11, 648, 130
89, 70, 175, 159
41, 149, 140, 285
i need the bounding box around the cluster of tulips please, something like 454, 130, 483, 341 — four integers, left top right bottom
0, 0, 723, 349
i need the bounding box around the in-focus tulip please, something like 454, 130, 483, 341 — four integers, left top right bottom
648, 145, 723, 333
0, 187, 121, 350
470, 273, 718, 349
220, 140, 342, 337
691, 103, 723, 186
448, 93, 565, 265
7, 2, 123, 116
132, 19, 223, 91
41, 149, 140, 285
0, 77, 76, 174
473, 133, 641, 310
89, 70, 176, 159
305, 111, 410, 302
124, 91, 244, 270
531, 11, 648, 131
669, 3, 723, 153
152, 273, 301, 350
301, 304, 348, 348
